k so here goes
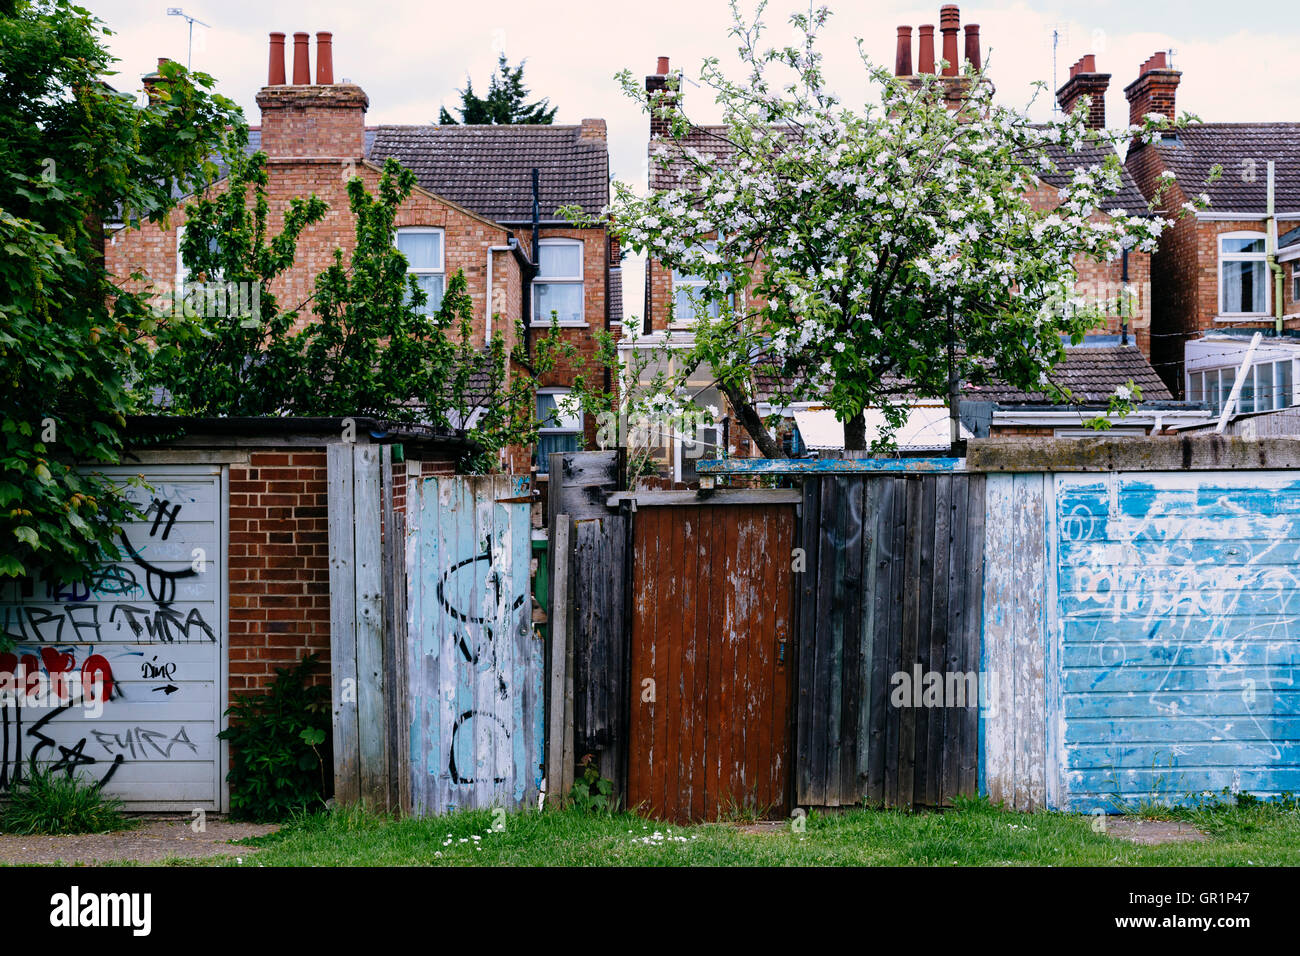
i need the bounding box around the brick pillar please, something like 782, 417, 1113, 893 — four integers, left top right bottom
1124, 52, 1181, 127
1056, 55, 1111, 130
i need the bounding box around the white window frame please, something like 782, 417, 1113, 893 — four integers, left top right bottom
1293, 261, 1300, 304
395, 226, 446, 316
1217, 231, 1271, 319
533, 238, 586, 326
1190, 359, 1296, 415
670, 240, 732, 329
673, 422, 723, 484
535, 387, 583, 475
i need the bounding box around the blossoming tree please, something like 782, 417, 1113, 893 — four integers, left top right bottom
600, 3, 1190, 455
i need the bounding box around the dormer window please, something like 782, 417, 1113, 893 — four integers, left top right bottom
395, 227, 445, 315
1218, 232, 1269, 318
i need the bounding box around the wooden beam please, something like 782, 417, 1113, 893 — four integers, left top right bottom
546, 516, 571, 807
327, 443, 360, 805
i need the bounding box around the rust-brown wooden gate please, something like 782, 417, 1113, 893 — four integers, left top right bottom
628, 500, 796, 822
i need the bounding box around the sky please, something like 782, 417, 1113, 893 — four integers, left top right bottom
89, 0, 1298, 321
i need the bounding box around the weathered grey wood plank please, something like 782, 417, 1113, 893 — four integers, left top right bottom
327, 443, 359, 805
353, 446, 387, 809
546, 517, 570, 807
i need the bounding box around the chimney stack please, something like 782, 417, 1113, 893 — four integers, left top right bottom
1124, 51, 1181, 129
964, 24, 981, 71
1056, 55, 1110, 130
257, 29, 368, 160
939, 5, 960, 76
918, 24, 935, 74
267, 32, 286, 85
292, 32, 310, 85
142, 57, 173, 102
895, 26, 913, 77
315, 32, 334, 84
646, 56, 676, 138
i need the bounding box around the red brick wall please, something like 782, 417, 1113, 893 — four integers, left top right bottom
227, 450, 330, 696
225, 447, 456, 701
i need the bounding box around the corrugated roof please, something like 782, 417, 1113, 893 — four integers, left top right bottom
964, 344, 1171, 404
368, 125, 608, 222
1136, 123, 1300, 212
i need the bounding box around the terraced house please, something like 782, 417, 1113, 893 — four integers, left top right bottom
632, 8, 1184, 476
1120, 52, 1300, 416
106, 30, 618, 478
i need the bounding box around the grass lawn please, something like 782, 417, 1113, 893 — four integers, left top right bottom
217, 796, 1300, 866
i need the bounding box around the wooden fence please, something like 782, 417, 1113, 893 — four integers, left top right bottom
797, 474, 984, 808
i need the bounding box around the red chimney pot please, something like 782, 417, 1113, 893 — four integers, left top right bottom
964, 23, 980, 71
895, 26, 913, 76
940, 5, 960, 76
656, 56, 669, 75
292, 32, 310, 85
918, 24, 935, 74
316, 32, 334, 84
268, 32, 286, 86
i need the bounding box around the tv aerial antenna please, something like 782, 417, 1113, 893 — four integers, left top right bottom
166, 8, 210, 70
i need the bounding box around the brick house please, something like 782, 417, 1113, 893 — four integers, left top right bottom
630, 6, 1176, 472
106, 30, 617, 479
1120, 51, 1300, 411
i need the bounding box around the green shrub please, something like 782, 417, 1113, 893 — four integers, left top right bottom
219, 653, 332, 821
0, 763, 130, 835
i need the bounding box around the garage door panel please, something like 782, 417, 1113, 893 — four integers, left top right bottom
1056, 472, 1300, 809
1062, 639, 1300, 668
1060, 539, 1300, 567
0, 467, 225, 810
1064, 689, 1300, 719
1067, 716, 1300, 742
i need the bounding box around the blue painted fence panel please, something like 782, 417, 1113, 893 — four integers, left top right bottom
405, 474, 542, 815
1053, 472, 1300, 811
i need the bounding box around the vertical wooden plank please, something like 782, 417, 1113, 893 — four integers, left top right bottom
327, 443, 359, 805
403, 466, 424, 814
795, 478, 821, 806
896, 477, 922, 808
353, 446, 387, 809
980, 473, 1013, 805
940, 475, 968, 804
865, 477, 894, 805
692, 505, 712, 820
546, 517, 570, 807
718, 506, 740, 818
627, 510, 648, 813
704, 503, 726, 820
510, 477, 541, 810
771, 505, 794, 815
1012, 473, 1046, 811
961, 474, 986, 799
835, 480, 865, 806
677, 506, 699, 819
806, 477, 839, 806
925, 475, 950, 806
913, 476, 937, 805
663, 507, 685, 817
748, 507, 774, 812
855, 477, 880, 803
379, 446, 401, 814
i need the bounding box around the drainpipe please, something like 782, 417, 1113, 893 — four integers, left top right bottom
1267, 160, 1285, 336
1120, 247, 1130, 346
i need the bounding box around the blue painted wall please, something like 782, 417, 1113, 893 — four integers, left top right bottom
1053, 472, 1300, 810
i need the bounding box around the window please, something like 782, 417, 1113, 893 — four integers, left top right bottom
535, 389, 582, 475
533, 239, 584, 325
396, 227, 445, 316
1293, 262, 1300, 304
1190, 360, 1296, 414
671, 241, 731, 326
1219, 233, 1269, 316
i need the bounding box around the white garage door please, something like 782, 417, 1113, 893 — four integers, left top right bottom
0, 465, 226, 810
